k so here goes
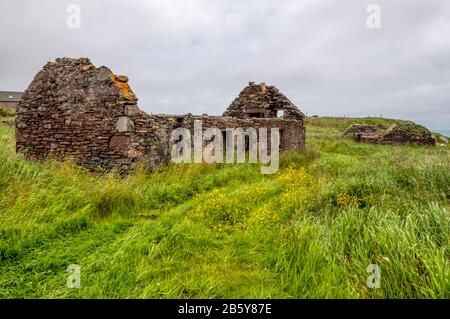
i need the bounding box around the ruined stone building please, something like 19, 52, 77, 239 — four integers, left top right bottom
343, 123, 436, 146
223, 82, 304, 120
16, 58, 305, 172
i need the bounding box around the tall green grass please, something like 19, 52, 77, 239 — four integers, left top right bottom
0, 118, 448, 298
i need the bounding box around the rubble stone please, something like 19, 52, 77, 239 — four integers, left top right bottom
381, 123, 436, 146
343, 124, 379, 138
343, 122, 436, 146
116, 116, 135, 132
223, 82, 304, 120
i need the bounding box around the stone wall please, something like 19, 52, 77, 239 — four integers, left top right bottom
343, 122, 436, 146
380, 123, 436, 145
223, 82, 304, 120
16, 58, 305, 173
161, 115, 305, 152
343, 124, 380, 138
16, 58, 146, 171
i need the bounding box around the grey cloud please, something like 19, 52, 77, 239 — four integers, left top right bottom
0, 0, 449, 128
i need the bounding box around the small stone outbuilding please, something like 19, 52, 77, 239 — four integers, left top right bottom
223, 82, 304, 120
343, 122, 436, 146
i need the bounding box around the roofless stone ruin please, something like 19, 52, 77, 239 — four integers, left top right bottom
16, 58, 306, 172
343, 123, 436, 146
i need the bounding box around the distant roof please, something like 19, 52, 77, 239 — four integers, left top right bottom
0, 91, 23, 102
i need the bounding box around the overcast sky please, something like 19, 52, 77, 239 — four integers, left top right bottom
1, 0, 449, 129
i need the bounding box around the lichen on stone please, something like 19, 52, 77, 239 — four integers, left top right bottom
109, 73, 137, 101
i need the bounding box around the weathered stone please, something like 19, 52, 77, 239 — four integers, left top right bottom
343, 124, 379, 138
127, 150, 143, 158
116, 116, 135, 132
381, 123, 435, 146
124, 105, 141, 116
17, 122, 27, 128
438, 135, 448, 144
223, 82, 304, 120
109, 136, 131, 152
96, 68, 110, 81
82, 65, 93, 71
117, 75, 129, 83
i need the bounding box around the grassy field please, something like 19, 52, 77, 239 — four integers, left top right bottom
0, 117, 448, 298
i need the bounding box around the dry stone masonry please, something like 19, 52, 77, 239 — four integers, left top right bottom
343, 122, 436, 146
342, 124, 380, 139
223, 82, 304, 120
16, 58, 305, 173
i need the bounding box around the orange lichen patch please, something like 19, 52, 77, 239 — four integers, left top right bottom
109, 73, 137, 101
260, 82, 267, 93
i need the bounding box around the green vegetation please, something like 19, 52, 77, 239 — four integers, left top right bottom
0, 108, 15, 118
0, 117, 448, 298
0, 109, 15, 127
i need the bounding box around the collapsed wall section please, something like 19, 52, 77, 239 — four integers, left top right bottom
343, 122, 436, 146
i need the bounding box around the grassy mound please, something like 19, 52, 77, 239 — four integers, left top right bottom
0, 117, 448, 298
